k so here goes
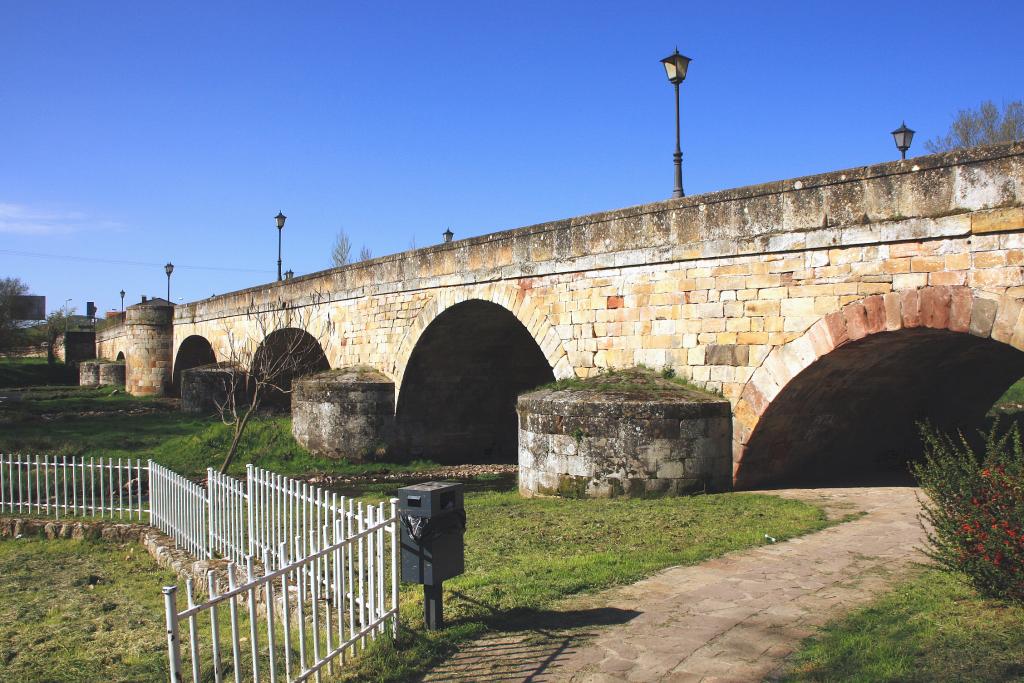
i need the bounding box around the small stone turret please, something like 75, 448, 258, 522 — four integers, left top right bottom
125, 297, 174, 396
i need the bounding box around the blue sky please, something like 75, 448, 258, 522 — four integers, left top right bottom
2, 1, 1021, 315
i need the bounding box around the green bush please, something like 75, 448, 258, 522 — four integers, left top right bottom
911, 423, 1024, 603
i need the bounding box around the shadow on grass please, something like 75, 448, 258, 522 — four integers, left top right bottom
413, 590, 639, 682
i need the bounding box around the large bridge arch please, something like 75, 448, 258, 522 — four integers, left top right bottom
733, 286, 1024, 488
393, 295, 558, 463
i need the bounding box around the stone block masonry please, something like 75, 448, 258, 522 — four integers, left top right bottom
113, 142, 1024, 486
518, 369, 732, 498
291, 367, 395, 461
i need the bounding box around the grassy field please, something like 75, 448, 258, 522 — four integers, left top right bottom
783, 568, 1024, 682
0, 384, 437, 480
0, 538, 179, 682
0, 490, 831, 683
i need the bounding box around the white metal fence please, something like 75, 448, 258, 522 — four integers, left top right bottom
0, 453, 402, 681
164, 499, 398, 683
0, 454, 147, 520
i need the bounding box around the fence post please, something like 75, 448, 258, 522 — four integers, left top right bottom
148, 460, 155, 526
207, 468, 215, 559
163, 586, 183, 683
246, 464, 254, 560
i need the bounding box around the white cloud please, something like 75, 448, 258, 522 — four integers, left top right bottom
0, 202, 125, 235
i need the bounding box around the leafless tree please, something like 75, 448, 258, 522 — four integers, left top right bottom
331, 228, 352, 267
926, 99, 1024, 153
358, 245, 373, 261
212, 297, 332, 472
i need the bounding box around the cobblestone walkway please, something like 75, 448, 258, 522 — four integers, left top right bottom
422, 487, 925, 683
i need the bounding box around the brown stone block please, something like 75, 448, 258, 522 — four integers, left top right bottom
900, 289, 921, 328
883, 291, 902, 331
606, 295, 624, 309
920, 286, 951, 329
949, 287, 972, 333
824, 311, 849, 348
969, 297, 998, 337
929, 271, 966, 286
991, 297, 1024, 343
862, 295, 886, 334
843, 303, 868, 340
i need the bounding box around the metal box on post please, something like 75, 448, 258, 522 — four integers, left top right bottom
397, 481, 466, 629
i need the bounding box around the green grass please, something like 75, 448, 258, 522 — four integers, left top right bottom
345, 490, 834, 682
0, 537, 179, 682
997, 377, 1024, 406
0, 357, 75, 388
783, 568, 1024, 683
0, 384, 439, 480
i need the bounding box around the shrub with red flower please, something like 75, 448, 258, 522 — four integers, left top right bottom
912, 423, 1024, 603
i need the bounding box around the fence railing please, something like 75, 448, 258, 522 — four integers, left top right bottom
0, 454, 148, 520
150, 462, 210, 559
164, 498, 399, 683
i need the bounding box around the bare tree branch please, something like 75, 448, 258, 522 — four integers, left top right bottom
212, 293, 332, 472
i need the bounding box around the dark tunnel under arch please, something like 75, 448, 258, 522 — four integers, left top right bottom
251, 327, 331, 410
395, 299, 556, 464
172, 335, 216, 396
735, 327, 1024, 488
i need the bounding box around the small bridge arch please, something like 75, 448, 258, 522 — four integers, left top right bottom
251, 327, 331, 408
172, 335, 216, 396
734, 286, 1024, 487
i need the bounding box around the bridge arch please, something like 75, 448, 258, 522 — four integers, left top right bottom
172, 335, 216, 396
116, 351, 125, 361
251, 327, 331, 409
733, 286, 1024, 488
392, 283, 572, 388
394, 295, 558, 463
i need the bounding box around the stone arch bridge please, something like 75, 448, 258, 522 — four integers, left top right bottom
96, 142, 1024, 489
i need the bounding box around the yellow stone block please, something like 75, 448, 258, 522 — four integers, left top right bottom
971, 207, 1024, 234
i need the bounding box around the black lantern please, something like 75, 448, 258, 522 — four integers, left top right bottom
443, 228, 454, 243
892, 122, 915, 160
119, 289, 125, 312
275, 211, 287, 281
660, 48, 691, 85
164, 263, 174, 301
661, 48, 692, 198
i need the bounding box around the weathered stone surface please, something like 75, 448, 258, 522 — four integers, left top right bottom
518, 369, 732, 498
181, 362, 250, 415
291, 367, 395, 462
78, 360, 101, 386
98, 361, 125, 386
125, 297, 174, 397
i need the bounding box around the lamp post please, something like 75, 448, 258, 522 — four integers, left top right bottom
165, 262, 174, 302
892, 122, 915, 160
661, 48, 692, 198
63, 298, 72, 336
275, 211, 287, 281
119, 289, 125, 312
443, 228, 454, 243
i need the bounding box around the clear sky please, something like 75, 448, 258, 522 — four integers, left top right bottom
2, 1, 1021, 316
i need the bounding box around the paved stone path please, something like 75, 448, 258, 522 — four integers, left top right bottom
422, 487, 926, 683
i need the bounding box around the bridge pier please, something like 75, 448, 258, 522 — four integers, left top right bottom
125, 297, 174, 397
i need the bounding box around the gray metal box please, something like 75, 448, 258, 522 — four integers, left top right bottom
397, 481, 465, 586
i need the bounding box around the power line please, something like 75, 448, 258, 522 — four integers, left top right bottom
0, 248, 274, 274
